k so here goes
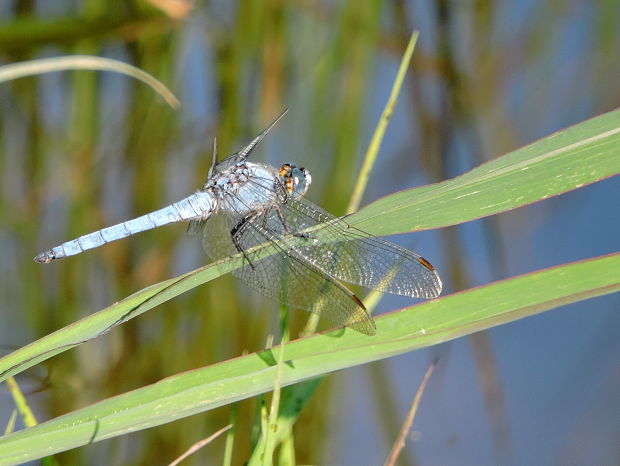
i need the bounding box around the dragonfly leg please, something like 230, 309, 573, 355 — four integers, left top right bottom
274, 204, 312, 240
230, 213, 259, 270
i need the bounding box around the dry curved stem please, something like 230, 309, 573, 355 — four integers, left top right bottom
384, 360, 437, 466
167, 424, 232, 466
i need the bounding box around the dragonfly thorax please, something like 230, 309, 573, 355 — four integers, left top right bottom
205, 161, 281, 215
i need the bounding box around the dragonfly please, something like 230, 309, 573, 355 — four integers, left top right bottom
35, 111, 442, 335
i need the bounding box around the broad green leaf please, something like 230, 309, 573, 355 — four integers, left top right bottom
0, 253, 618, 465
0, 258, 237, 383
351, 109, 620, 235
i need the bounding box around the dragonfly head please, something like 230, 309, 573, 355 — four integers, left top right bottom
279, 163, 312, 198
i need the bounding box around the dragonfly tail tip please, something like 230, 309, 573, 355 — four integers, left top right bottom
33, 251, 54, 264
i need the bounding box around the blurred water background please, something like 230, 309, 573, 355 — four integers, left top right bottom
0, 1, 619, 464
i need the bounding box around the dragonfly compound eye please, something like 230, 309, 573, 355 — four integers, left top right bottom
279, 163, 310, 197
289, 166, 311, 198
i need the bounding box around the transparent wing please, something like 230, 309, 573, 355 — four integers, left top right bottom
203, 210, 376, 335
262, 196, 443, 299
187, 219, 207, 236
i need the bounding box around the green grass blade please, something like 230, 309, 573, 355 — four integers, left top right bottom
222, 404, 237, 466
0, 55, 179, 108
347, 30, 419, 214
0, 253, 618, 465
5, 378, 38, 428
0, 258, 237, 383
3, 411, 17, 436
351, 109, 620, 235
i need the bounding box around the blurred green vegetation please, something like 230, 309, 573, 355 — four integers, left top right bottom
0, 1, 618, 465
